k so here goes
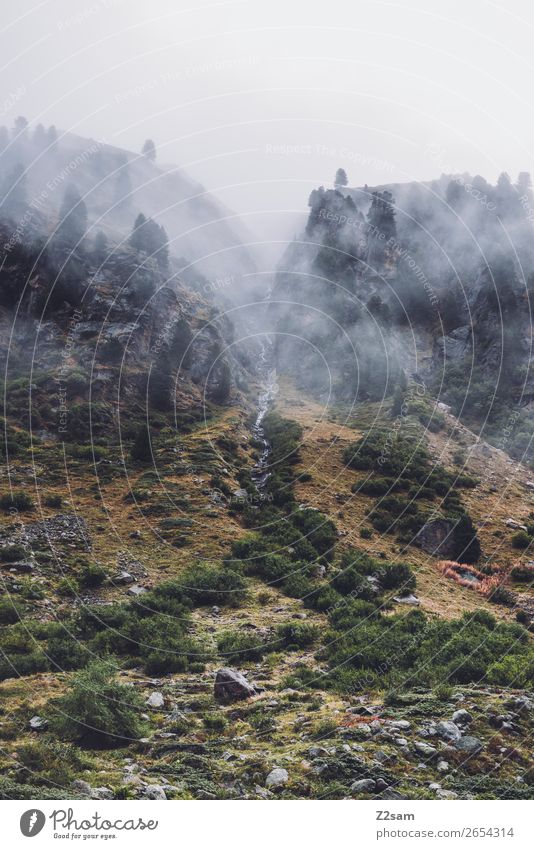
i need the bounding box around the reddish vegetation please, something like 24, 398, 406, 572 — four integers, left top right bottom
341, 715, 381, 727
512, 561, 534, 575
437, 560, 506, 597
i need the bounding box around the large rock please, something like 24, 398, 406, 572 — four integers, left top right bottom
146, 692, 165, 709
350, 778, 376, 794
113, 571, 134, 585
71, 780, 112, 800
128, 585, 148, 597
29, 715, 48, 732
435, 326, 471, 361
452, 709, 473, 726
435, 720, 462, 743
8, 561, 33, 573
265, 768, 288, 788
413, 741, 437, 757
414, 518, 458, 558
143, 785, 167, 800
455, 735, 483, 756
91, 787, 113, 800
506, 696, 533, 715
214, 668, 257, 703
393, 594, 420, 606
505, 518, 528, 532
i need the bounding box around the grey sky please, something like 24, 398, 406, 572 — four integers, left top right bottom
3, 0, 534, 247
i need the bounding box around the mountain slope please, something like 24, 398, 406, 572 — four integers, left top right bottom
0, 126, 257, 283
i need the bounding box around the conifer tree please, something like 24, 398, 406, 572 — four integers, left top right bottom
56, 186, 88, 247
141, 139, 156, 162
131, 422, 152, 461
334, 168, 348, 189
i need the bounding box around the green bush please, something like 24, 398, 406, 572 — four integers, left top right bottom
203, 713, 227, 732
305, 585, 341, 611
376, 562, 416, 592
0, 651, 48, 680
331, 563, 377, 599
251, 553, 295, 583
0, 544, 26, 562
0, 777, 81, 800
328, 599, 379, 630
446, 656, 487, 684
15, 739, 86, 787
291, 509, 337, 561
275, 621, 319, 649
135, 614, 208, 674
511, 565, 534, 582
511, 530, 531, 550
56, 578, 79, 598
0, 598, 22, 624
44, 494, 63, 509
486, 655, 534, 687
451, 513, 481, 563
327, 666, 380, 694
354, 477, 402, 496
217, 630, 267, 663
456, 474, 478, 489
132, 583, 190, 620
49, 660, 147, 746
179, 563, 246, 607
47, 635, 90, 671
0, 491, 33, 511
487, 585, 515, 606
282, 572, 317, 600
79, 563, 107, 588
516, 610, 531, 626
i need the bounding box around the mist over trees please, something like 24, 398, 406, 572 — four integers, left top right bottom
273, 164, 534, 460
129, 213, 169, 269
0, 163, 27, 217
55, 186, 88, 248
141, 139, 156, 162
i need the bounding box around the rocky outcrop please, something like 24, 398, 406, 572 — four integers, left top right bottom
265, 768, 288, 789
214, 668, 257, 703
4, 513, 91, 551
414, 518, 457, 558
434, 325, 471, 361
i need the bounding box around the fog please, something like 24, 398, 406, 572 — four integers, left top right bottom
3, 0, 534, 262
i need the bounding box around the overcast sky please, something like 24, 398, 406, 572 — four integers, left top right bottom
3, 0, 534, 245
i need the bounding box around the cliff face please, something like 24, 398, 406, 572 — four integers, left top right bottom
0, 225, 249, 445
271, 188, 425, 402
271, 176, 534, 461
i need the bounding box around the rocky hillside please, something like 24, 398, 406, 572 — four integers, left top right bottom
272, 172, 534, 465
0, 123, 256, 282
0, 160, 533, 802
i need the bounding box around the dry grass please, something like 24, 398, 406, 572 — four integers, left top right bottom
276, 377, 533, 621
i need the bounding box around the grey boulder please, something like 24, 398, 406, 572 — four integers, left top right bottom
29, 715, 48, 732
146, 692, 165, 709
143, 785, 167, 800
435, 721, 462, 743
455, 735, 483, 756
413, 741, 437, 757
265, 768, 288, 788
214, 668, 257, 703
452, 709, 473, 726
350, 779, 376, 794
